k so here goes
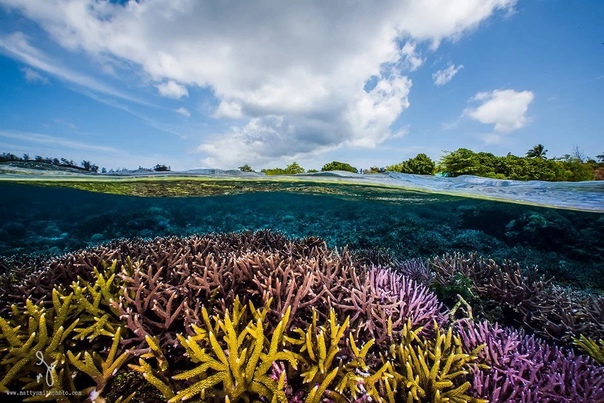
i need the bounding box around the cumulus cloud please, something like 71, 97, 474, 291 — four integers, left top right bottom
156, 80, 188, 99
432, 63, 464, 86
175, 107, 190, 117
464, 89, 534, 132
0, 0, 517, 167
399, 42, 424, 71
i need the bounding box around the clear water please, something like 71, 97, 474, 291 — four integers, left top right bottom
1, 173, 603, 290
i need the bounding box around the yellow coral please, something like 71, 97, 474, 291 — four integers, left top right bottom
380, 320, 486, 403
573, 335, 604, 365
0, 290, 80, 399
286, 308, 389, 402
67, 327, 130, 396
168, 297, 296, 402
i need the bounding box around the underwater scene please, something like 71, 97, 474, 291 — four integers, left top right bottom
1, 171, 603, 402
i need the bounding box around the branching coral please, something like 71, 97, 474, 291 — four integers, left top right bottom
458, 319, 604, 402
0, 261, 129, 401
430, 252, 604, 345
67, 327, 130, 398
169, 298, 296, 402
573, 335, 604, 365
380, 320, 486, 403
0, 290, 79, 398
286, 308, 389, 402
128, 335, 175, 400
1, 231, 602, 402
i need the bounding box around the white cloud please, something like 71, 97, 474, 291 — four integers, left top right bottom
399, 42, 424, 71
156, 80, 188, 99
0, 0, 517, 167
0, 130, 119, 153
175, 107, 190, 117
464, 89, 534, 132
0, 32, 149, 105
21, 66, 49, 84
214, 100, 243, 119
432, 63, 464, 86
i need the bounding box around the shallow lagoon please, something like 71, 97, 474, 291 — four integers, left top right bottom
1, 171, 603, 289
0, 170, 603, 402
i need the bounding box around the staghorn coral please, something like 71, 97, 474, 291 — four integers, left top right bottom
0, 230, 445, 351
0, 290, 80, 399
430, 252, 604, 345
573, 335, 604, 365
169, 297, 296, 402
391, 258, 434, 287
285, 307, 389, 402
379, 320, 486, 403
1, 230, 602, 402
67, 327, 130, 399
0, 262, 131, 401
458, 319, 604, 402
128, 334, 175, 401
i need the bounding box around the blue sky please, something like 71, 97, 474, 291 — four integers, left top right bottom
0, 0, 602, 171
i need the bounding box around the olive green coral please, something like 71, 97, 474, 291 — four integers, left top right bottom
286, 308, 389, 402
380, 320, 486, 403
573, 335, 604, 365
0, 260, 128, 401
169, 298, 297, 402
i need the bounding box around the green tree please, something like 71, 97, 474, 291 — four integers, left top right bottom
153, 164, 170, 172
437, 148, 480, 177
321, 161, 358, 173
386, 153, 435, 175
284, 162, 305, 174
405, 153, 435, 175
261, 162, 305, 175
238, 164, 254, 172
526, 144, 548, 159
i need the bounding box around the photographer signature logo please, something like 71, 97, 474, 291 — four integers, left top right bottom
35, 351, 55, 387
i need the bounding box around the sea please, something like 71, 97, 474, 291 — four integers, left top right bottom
1, 169, 603, 290
1, 167, 604, 402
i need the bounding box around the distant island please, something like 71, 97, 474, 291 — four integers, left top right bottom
1, 144, 603, 182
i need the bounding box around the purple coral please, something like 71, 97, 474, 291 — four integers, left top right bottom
457, 319, 604, 402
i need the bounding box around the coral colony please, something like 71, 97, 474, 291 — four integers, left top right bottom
0, 230, 602, 402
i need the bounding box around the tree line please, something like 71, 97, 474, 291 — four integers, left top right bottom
0, 153, 171, 174
0, 152, 101, 173
241, 145, 604, 181
3, 145, 602, 181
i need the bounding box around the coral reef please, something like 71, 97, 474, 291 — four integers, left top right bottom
458, 319, 604, 402
573, 335, 604, 365
429, 252, 604, 345
0, 231, 602, 402
380, 320, 486, 403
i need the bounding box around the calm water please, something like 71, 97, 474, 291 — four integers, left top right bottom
1, 175, 603, 290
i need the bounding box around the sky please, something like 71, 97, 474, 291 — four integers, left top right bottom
0, 0, 602, 172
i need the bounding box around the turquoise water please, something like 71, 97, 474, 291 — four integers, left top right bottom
1, 174, 603, 290
1, 173, 604, 401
